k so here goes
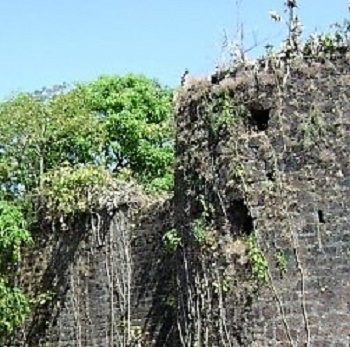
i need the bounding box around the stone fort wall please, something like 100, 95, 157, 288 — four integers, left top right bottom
9, 52, 350, 347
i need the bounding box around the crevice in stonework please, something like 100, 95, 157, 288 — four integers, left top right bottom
266, 171, 275, 182
227, 199, 254, 236
318, 210, 325, 224
248, 108, 270, 132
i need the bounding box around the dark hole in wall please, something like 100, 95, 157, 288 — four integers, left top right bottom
227, 199, 254, 236
318, 210, 326, 224
248, 108, 270, 131
266, 171, 275, 182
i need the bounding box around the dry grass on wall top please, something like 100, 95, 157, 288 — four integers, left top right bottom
34, 163, 166, 226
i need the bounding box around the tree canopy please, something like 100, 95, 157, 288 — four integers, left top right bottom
0, 74, 174, 198
81, 74, 174, 190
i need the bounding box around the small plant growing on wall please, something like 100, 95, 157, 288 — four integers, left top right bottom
245, 234, 268, 284
207, 90, 248, 135
300, 106, 326, 149
191, 218, 207, 245
275, 250, 288, 276
162, 228, 181, 252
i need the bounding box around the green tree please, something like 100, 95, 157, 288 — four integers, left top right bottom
0, 86, 105, 196
81, 74, 174, 191
0, 75, 174, 195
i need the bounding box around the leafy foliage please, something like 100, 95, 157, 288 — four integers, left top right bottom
42, 88, 106, 169
275, 250, 288, 275
0, 200, 32, 263
162, 229, 181, 252
0, 87, 105, 196
40, 163, 113, 214
191, 218, 207, 245
245, 234, 268, 284
0, 277, 30, 337
207, 90, 238, 132
0, 200, 32, 337
0, 75, 174, 197
81, 74, 174, 190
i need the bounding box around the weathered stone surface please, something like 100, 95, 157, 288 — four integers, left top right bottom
174, 52, 350, 346
11, 190, 175, 347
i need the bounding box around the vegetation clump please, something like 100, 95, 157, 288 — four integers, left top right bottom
0, 200, 32, 340
81, 74, 174, 191
245, 234, 268, 284
40, 163, 114, 214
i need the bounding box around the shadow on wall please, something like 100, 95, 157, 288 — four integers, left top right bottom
130, 197, 177, 347
13, 212, 114, 346
11, 197, 177, 347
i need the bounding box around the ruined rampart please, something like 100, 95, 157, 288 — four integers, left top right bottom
174, 51, 350, 346
9, 51, 350, 347
11, 183, 175, 347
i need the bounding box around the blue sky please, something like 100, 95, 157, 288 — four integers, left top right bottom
0, 1, 348, 99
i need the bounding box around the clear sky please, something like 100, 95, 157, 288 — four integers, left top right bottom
0, 1, 348, 99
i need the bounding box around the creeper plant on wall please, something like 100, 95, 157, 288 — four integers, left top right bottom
245, 234, 268, 284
